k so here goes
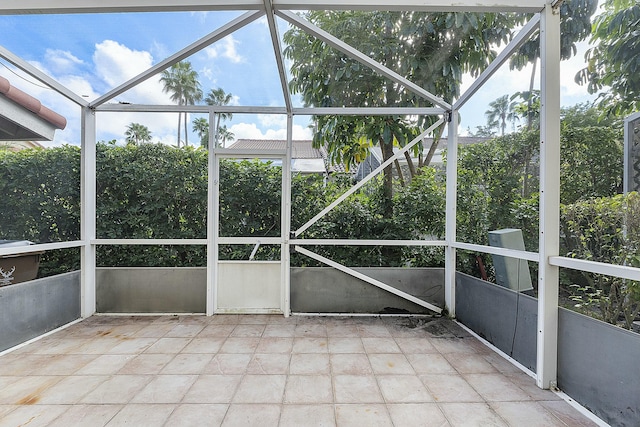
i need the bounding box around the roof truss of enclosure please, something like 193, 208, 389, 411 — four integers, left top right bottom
6, 0, 636, 395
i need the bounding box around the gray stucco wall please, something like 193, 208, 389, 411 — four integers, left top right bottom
0, 271, 80, 352
456, 272, 640, 426
455, 272, 537, 371
558, 308, 640, 427
96, 267, 206, 313
291, 267, 444, 314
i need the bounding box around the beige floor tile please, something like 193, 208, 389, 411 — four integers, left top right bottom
209, 315, 240, 325
219, 337, 260, 353
395, 337, 438, 354
280, 404, 335, 427
132, 323, 174, 338
262, 324, 296, 337
420, 374, 483, 403
198, 324, 236, 337
80, 375, 152, 404
37, 375, 108, 404
328, 337, 364, 353
238, 314, 272, 325
183, 375, 242, 403
182, 337, 225, 353
165, 323, 205, 338
144, 337, 191, 354
539, 400, 600, 427
387, 403, 450, 427
76, 354, 134, 375
256, 337, 294, 353
74, 337, 121, 354
368, 353, 415, 375
0, 404, 68, 427
464, 374, 531, 402
131, 374, 197, 403
325, 324, 360, 338
362, 337, 401, 353
0, 354, 52, 376
48, 404, 122, 427
439, 402, 508, 427
357, 323, 392, 337
232, 374, 286, 403
231, 324, 266, 337
118, 353, 174, 375
104, 403, 174, 426
506, 372, 563, 401
335, 404, 393, 427
444, 353, 499, 374
483, 352, 524, 375
30, 338, 86, 354
292, 337, 329, 353
430, 338, 478, 354
407, 353, 456, 375
165, 404, 229, 426
161, 353, 213, 374
222, 404, 280, 427
107, 337, 158, 354
31, 354, 97, 375
490, 401, 567, 427
334, 375, 384, 403
284, 375, 333, 403
294, 323, 327, 337
204, 353, 252, 374
330, 353, 373, 375
247, 354, 291, 374
289, 353, 330, 374
0, 375, 62, 404
377, 375, 433, 403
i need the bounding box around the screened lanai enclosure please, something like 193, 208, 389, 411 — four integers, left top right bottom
0, 1, 639, 426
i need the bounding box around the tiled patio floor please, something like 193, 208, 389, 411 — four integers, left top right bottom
0, 315, 598, 426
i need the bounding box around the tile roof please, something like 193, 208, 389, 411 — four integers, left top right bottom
229, 139, 323, 159
0, 76, 67, 130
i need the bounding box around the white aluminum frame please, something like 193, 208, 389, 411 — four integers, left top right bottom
4, 1, 640, 394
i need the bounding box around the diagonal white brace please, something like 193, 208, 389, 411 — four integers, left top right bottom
295, 245, 442, 314
295, 118, 445, 236
277, 10, 451, 110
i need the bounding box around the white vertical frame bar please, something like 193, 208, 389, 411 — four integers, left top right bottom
537, 3, 561, 389
80, 107, 96, 317
445, 112, 458, 317
207, 110, 216, 315
282, 114, 293, 316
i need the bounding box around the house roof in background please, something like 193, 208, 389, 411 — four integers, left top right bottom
0, 140, 44, 152
0, 76, 67, 141
229, 139, 324, 159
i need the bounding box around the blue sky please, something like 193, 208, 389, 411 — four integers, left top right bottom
0, 10, 598, 147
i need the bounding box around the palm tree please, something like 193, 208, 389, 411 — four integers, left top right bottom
204, 87, 233, 148
192, 117, 209, 148
160, 61, 203, 147
125, 122, 152, 146
217, 125, 235, 148
485, 95, 518, 136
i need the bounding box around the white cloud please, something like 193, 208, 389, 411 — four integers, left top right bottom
204, 35, 244, 64
44, 49, 84, 74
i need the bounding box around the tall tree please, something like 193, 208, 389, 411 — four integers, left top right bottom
217, 125, 235, 148
125, 122, 152, 146
192, 117, 209, 148
160, 61, 203, 147
485, 95, 518, 136
204, 87, 234, 148
575, 0, 640, 116
284, 11, 517, 214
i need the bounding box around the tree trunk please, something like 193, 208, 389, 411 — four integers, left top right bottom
184, 113, 189, 146
403, 151, 416, 180
380, 137, 394, 217
394, 159, 405, 187
177, 113, 182, 148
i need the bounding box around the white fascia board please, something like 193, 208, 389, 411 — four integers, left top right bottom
0, 0, 544, 14
0, 96, 57, 141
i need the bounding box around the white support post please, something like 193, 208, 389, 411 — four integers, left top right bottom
80, 107, 96, 318
282, 114, 293, 316
537, 3, 561, 390
206, 109, 216, 316
444, 111, 458, 317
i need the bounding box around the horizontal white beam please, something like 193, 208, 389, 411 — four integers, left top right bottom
454, 14, 540, 110
549, 256, 640, 282
295, 245, 443, 313
0, 240, 84, 257
293, 107, 446, 116
95, 104, 288, 114
293, 239, 445, 246
92, 239, 207, 245
453, 241, 539, 262
277, 10, 451, 110
217, 237, 283, 244
0, 0, 546, 14
91, 10, 263, 107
